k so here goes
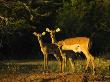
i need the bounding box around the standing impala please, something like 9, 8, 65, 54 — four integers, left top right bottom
46, 28, 95, 74
46, 28, 80, 72
33, 32, 65, 72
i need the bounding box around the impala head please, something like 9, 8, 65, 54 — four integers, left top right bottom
46, 27, 60, 32
46, 28, 61, 43
33, 32, 46, 40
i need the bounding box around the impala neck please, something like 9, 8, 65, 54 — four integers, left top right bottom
50, 34, 57, 43
37, 36, 45, 48
58, 40, 64, 46
51, 37, 57, 43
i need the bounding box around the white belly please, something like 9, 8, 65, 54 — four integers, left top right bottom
62, 44, 81, 53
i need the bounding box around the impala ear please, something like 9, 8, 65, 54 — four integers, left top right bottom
56, 28, 61, 32
46, 28, 51, 32
33, 32, 37, 35
42, 32, 46, 35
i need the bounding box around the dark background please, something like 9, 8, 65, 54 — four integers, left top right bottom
0, 0, 110, 60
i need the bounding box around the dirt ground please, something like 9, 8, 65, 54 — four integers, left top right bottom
0, 73, 110, 82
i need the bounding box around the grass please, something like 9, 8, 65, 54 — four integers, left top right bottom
0, 57, 109, 75
95, 57, 110, 76
0, 58, 109, 82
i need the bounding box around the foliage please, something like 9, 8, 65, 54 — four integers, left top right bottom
0, 0, 110, 59
56, 0, 110, 53
0, 0, 57, 59
57, 0, 110, 34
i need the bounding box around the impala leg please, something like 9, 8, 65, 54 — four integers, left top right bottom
61, 53, 66, 68
90, 55, 95, 75
44, 55, 46, 70
61, 56, 66, 72
62, 59, 65, 72
62, 54, 67, 72
54, 54, 63, 72
91, 60, 95, 75
54, 54, 60, 62
59, 59, 64, 73
58, 45, 66, 72
44, 54, 48, 70
69, 58, 75, 72
63, 53, 67, 67
46, 54, 48, 69
85, 57, 90, 71
81, 49, 91, 72
60, 56, 66, 73
60, 60, 63, 72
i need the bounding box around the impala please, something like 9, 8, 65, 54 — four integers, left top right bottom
33, 32, 65, 72
46, 28, 95, 74
46, 28, 80, 72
